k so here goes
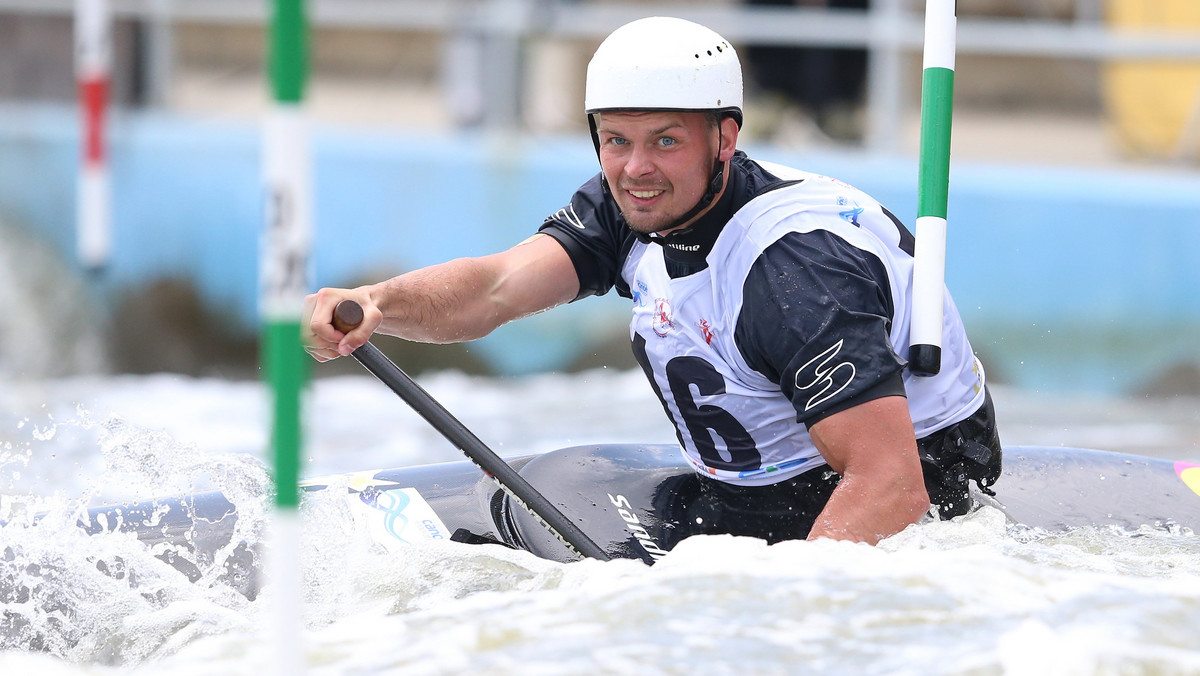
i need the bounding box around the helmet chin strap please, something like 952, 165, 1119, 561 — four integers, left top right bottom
588, 114, 728, 244
639, 156, 724, 243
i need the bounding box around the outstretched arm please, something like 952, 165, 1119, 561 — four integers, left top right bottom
806, 395, 930, 544
304, 233, 579, 361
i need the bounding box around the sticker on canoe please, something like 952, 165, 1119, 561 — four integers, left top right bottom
349, 486, 451, 551
1176, 462, 1200, 499
300, 471, 451, 550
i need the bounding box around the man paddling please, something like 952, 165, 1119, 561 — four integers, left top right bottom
304, 17, 1001, 545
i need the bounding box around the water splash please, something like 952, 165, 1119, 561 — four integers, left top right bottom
0, 413, 270, 665
3, 374, 1200, 675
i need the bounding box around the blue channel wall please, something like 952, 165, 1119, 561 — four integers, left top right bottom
2, 104, 1199, 392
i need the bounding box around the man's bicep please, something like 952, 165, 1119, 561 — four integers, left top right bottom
808, 395, 918, 476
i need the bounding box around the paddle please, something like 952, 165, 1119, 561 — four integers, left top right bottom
330, 299, 611, 561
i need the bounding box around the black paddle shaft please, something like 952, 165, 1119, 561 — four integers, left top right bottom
331, 300, 610, 561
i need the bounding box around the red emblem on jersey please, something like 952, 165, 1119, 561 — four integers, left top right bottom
697, 319, 714, 345
653, 298, 674, 336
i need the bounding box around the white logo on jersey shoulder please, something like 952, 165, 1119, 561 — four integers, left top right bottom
794, 339, 856, 411
548, 203, 586, 229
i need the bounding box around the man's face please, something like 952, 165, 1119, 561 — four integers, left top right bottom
595, 110, 731, 235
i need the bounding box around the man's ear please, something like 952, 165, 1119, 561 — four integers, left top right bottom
718, 116, 740, 162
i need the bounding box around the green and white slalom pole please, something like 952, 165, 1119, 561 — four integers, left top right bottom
262, 0, 310, 672
909, 0, 956, 377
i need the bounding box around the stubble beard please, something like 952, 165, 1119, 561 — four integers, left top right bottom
622, 209, 674, 235
617, 189, 689, 235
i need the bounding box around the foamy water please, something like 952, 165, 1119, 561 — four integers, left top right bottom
2, 204, 1199, 674
2, 370, 1200, 675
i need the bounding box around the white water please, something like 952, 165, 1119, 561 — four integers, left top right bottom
2, 199, 1200, 675
2, 368, 1200, 675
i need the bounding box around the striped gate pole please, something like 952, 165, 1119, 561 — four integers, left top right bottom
909, 0, 956, 377
262, 0, 310, 672
74, 0, 112, 272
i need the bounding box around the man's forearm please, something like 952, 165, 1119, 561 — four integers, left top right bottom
807, 472, 929, 545
370, 256, 510, 344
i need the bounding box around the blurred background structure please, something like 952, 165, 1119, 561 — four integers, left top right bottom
0, 0, 1198, 395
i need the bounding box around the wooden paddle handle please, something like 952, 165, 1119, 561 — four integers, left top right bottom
332, 299, 365, 334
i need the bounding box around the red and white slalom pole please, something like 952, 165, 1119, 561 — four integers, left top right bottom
75, 0, 112, 272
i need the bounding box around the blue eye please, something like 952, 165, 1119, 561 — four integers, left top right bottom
659, 137, 676, 147
609, 137, 627, 146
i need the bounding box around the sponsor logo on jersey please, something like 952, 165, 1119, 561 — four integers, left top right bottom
837, 196, 863, 226
545, 202, 586, 229
653, 298, 674, 336
697, 318, 715, 345
633, 280, 649, 307
794, 339, 856, 411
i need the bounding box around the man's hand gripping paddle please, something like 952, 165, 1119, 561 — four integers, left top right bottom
330, 299, 611, 561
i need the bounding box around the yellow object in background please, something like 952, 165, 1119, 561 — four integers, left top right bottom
1104, 0, 1200, 160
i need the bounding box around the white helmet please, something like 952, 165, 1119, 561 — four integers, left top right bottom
585, 17, 743, 126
